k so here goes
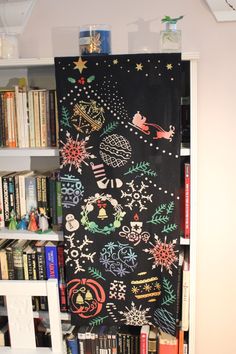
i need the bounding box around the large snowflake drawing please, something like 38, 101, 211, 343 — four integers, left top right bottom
119, 301, 151, 326
143, 234, 178, 275
60, 131, 95, 173
64, 232, 96, 273
120, 180, 153, 212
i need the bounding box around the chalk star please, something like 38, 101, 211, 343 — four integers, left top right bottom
166, 63, 173, 70
136, 63, 143, 71
113, 59, 118, 64
73, 57, 88, 73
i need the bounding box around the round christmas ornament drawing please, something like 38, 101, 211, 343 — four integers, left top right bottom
100, 241, 138, 277
61, 174, 84, 208
99, 134, 132, 168
81, 193, 126, 235
67, 278, 106, 318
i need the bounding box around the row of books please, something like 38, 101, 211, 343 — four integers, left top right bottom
0, 87, 59, 148
0, 170, 62, 229
0, 239, 67, 312
62, 324, 188, 354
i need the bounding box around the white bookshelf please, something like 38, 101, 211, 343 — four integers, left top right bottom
0, 229, 63, 241
0, 148, 59, 157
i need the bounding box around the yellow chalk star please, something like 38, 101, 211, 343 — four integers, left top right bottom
73, 57, 87, 73
166, 63, 173, 70
136, 63, 143, 71
113, 59, 118, 64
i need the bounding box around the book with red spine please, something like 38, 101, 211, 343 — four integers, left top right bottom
140, 325, 150, 354
184, 163, 190, 238
57, 242, 67, 312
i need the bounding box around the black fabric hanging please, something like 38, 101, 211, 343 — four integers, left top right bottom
55, 53, 182, 335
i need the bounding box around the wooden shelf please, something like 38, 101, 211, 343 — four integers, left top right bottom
0, 229, 63, 241
0, 148, 59, 157
0, 58, 54, 68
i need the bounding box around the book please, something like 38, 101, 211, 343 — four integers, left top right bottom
35, 240, 48, 311
181, 249, 190, 331
0, 171, 11, 228
39, 90, 47, 147
57, 243, 67, 312
25, 173, 38, 214
178, 329, 184, 354
2, 172, 11, 225
158, 331, 178, 354
5, 240, 16, 280
0, 239, 13, 280
12, 239, 29, 280
140, 325, 150, 354
77, 325, 87, 354
23, 241, 39, 310
66, 332, 79, 354
18, 170, 34, 218
148, 326, 158, 354
184, 163, 190, 238
0, 317, 10, 347
44, 241, 59, 281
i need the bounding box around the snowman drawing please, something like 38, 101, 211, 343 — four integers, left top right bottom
65, 214, 80, 231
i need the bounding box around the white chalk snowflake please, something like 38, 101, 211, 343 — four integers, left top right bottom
64, 232, 96, 273
60, 131, 96, 173
119, 301, 151, 326
121, 180, 153, 212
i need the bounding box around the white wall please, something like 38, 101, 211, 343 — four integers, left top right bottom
19, 0, 236, 353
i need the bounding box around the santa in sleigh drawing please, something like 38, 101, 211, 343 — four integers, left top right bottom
129, 111, 175, 142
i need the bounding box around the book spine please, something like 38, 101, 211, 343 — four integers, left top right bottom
45, 245, 59, 280
13, 247, 24, 280
140, 333, 147, 354
56, 179, 62, 226
28, 90, 36, 147
66, 335, 79, 354
33, 91, 41, 147
27, 252, 36, 310
0, 176, 5, 228
39, 90, 47, 147
36, 247, 48, 311
14, 174, 21, 221
181, 260, 190, 331
184, 163, 190, 238
0, 93, 3, 147
49, 90, 56, 147
0, 250, 9, 280
49, 176, 57, 226
57, 244, 67, 312
8, 175, 16, 214
6, 247, 15, 279
25, 175, 37, 214
36, 175, 42, 209
2, 176, 10, 224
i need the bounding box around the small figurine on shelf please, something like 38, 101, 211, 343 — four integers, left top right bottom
37, 207, 50, 233
160, 15, 183, 53
8, 209, 18, 230
17, 214, 28, 230
28, 209, 39, 232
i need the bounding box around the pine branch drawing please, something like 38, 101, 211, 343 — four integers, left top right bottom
161, 224, 178, 233
166, 201, 175, 214
61, 106, 71, 128
88, 267, 106, 281
100, 121, 119, 137
161, 278, 176, 306
147, 215, 169, 225
89, 315, 108, 326
124, 161, 157, 177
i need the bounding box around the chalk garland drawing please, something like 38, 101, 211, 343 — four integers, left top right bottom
131, 275, 161, 302
124, 161, 157, 177
81, 193, 126, 235
100, 241, 138, 277
119, 213, 150, 246
60, 132, 96, 173
65, 213, 80, 232
109, 280, 127, 300
143, 234, 178, 276
90, 162, 123, 189
89, 315, 109, 326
